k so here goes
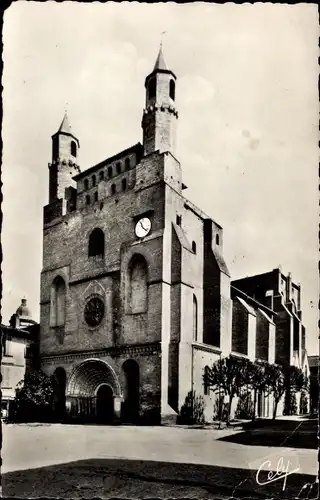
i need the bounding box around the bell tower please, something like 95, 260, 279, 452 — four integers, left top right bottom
49, 113, 80, 203
142, 46, 178, 157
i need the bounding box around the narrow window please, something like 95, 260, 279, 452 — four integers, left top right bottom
86, 195, 90, 205
148, 78, 156, 99
116, 162, 121, 174
129, 255, 148, 313
204, 366, 210, 396
92, 175, 96, 187
94, 191, 98, 202
216, 234, 220, 245
111, 184, 116, 195
71, 141, 77, 157
193, 294, 198, 341
122, 178, 127, 191
176, 215, 181, 226
84, 179, 89, 191
125, 158, 130, 171
88, 228, 104, 257
108, 166, 113, 178
192, 241, 196, 253
99, 171, 104, 181
169, 79, 175, 101
50, 276, 66, 327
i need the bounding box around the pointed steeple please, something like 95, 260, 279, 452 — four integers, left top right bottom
153, 45, 167, 71
57, 112, 72, 134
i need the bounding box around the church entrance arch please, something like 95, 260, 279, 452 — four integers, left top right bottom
121, 359, 140, 424
66, 359, 120, 424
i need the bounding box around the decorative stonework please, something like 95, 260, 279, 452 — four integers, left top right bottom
40, 342, 161, 363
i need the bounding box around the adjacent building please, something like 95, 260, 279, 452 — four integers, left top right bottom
1, 299, 39, 418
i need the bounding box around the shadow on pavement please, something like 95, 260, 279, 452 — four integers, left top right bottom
3, 458, 318, 499
219, 418, 318, 449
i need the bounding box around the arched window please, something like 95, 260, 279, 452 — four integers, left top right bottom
216, 234, 220, 245
122, 178, 127, 191
88, 228, 105, 257
94, 191, 98, 202
128, 255, 148, 314
193, 294, 198, 341
86, 195, 90, 205
92, 175, 96, 187
50, 276, 66, 327
192, 241, 196, 253
111, 184, 116, 195
148, 78, 156, 99
116, 162, 121, 174
169, 79, 175, 101
99, 171, 104, 181
125, 158, 130, 171
71, 141, 77, 157
84, 179, 89, 191
204, 366, 210, 396
108, 166, 113, 178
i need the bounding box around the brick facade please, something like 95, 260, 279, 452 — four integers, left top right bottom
39, 48, 233, 424
38, 48, 310, 425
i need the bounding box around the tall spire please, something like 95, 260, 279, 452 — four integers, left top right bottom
153, 45, 167, 71
57, 112, 72, 134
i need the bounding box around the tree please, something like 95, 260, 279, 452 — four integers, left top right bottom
10, 370, 54, 422
283, 366, 305, 416
204, 356, 251, 425
248, 360, 274, 421
268, 364, 304, 419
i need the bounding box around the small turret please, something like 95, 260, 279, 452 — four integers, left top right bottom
48, 113, 81, 203
142, 46, 178, 157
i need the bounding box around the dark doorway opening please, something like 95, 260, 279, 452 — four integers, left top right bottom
96, 384, 114, 424
52, 367, 67, 422
122, 360, 140, 424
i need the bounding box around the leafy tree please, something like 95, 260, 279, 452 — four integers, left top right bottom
204, 356, 251, 425
178, 390, 205, 425
10, 370, 54, 422
268, 364, 304, 419
247, 360, 274, 421
283, 366, 304, 416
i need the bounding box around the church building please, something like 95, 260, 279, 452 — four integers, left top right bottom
39, 47, 233, 424
39, 47, 309, 424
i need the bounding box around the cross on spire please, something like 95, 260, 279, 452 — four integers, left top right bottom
160, 31, 167, 48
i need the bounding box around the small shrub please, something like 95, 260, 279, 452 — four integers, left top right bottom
212, 395, 224, 421
178, 390, 205, 425
235, 391, 254, 419
283, 389, 297, 416
299, 391, 308, 415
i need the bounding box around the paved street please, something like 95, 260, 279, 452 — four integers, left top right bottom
2, 423, 318, 498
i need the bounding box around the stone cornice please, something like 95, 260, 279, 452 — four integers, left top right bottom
40, 342, 161, 363
192, 342, 222, 355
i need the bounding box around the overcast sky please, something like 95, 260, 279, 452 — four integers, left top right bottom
2, 3, 318, 354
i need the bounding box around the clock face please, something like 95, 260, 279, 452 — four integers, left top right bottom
135, 217, 151, 238
84, 297, 105, 327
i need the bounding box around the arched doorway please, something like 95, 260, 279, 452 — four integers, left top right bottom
122, 359, 140, 424
66, 359, 121, 424
96, 384, 114, 424
52, 367, 66, 422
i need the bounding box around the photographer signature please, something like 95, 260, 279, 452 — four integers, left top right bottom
256, 456, 300, 491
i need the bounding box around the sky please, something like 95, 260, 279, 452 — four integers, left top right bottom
2, 2, 318, 354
